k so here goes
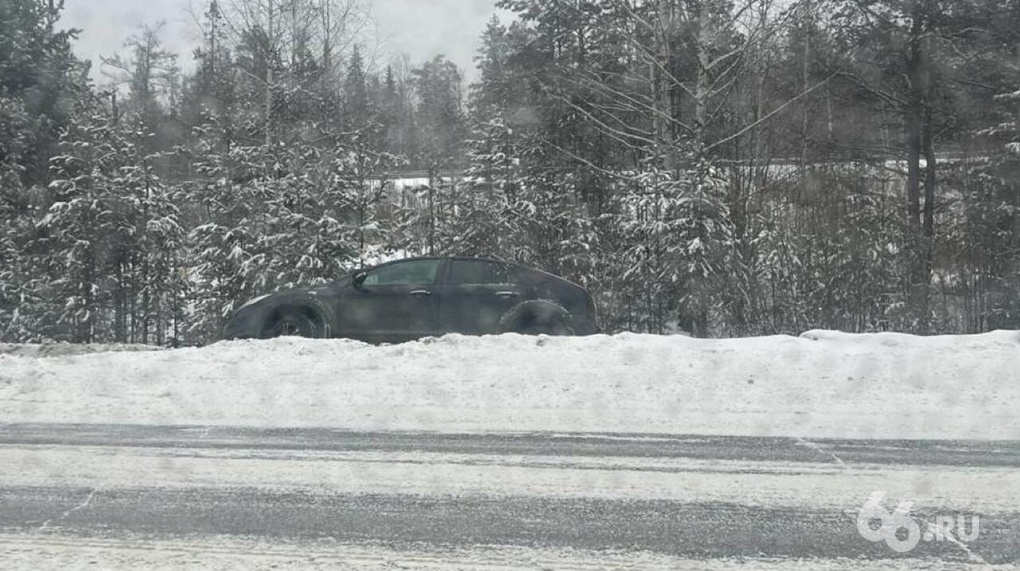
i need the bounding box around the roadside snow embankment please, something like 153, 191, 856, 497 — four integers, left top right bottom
1, 331, 1018, 440
0, 343, 161, 358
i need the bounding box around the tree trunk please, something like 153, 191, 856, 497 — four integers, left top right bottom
922, 98, 936, 327
904, 13, 926, 325
114, 261, 126, 342
693, 0, 710, 163
655, 0, 675, 173
800, 0, 812, 185
428, 164, 437, 255
265, 0, 275, 147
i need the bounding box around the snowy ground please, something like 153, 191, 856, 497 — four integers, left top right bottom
0, 343, 161, 358
1, 330, 1019, 440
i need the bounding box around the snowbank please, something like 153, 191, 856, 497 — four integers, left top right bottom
0, 343, 162, 358
1, 331, 1018, 440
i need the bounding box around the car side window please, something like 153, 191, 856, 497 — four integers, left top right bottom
447, 260, 510, 285
363, 260, 442, 286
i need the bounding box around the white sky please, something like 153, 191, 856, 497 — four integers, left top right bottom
60, 0, 508, 84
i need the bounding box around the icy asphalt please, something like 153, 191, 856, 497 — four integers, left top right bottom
0, 424, 1017, 568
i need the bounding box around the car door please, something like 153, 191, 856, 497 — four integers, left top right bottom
438, 260, 525, 335
339, 259, 443, 341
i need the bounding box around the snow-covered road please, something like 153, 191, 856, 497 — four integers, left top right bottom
6, 536, 1014, 571
1, 424, 1018, 567
2, 425, 1017, 513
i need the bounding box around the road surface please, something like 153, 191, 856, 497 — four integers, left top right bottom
0, 424, 1017, 569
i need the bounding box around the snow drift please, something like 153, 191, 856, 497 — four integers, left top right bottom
1, 331, 1018, 440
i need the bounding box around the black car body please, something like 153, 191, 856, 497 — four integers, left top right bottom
221, 257, 600, 342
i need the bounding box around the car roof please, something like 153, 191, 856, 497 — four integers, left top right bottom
367, 256, 586, 290
371, 255, 503, 266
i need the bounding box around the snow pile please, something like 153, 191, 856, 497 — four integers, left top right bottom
1, 331, 1018, 440
0, 343, 162, 358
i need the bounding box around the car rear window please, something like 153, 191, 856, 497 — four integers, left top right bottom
448, 260, 510, 285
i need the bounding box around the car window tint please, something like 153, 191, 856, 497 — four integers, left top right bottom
511, 266, 543, 285
448, 260, 509, 285
363, 260, 441, 286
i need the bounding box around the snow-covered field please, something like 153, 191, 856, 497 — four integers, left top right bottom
2, 330, 1017, 440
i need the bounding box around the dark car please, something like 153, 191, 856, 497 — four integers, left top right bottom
221, 257, 600, 343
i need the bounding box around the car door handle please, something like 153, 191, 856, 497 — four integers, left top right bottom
410, 289, 432, 297
495, 291, 519, 299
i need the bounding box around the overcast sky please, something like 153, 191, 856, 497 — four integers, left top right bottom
60, 0, 507, 84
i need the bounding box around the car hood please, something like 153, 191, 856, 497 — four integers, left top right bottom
238, 275, 354, 311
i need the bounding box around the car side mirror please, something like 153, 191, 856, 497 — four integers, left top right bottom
353, 271, 368, 290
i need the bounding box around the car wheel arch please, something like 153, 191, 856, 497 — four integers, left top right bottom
497, 299, 574, 334
261, 298, 332, 338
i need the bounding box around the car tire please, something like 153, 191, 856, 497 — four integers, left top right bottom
262, 308, 324, 339
514, 314, 575, 336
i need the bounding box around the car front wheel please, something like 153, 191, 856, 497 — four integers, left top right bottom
262, 309, 324, 339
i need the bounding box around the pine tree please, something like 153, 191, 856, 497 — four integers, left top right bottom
413, 55, 467, 174
344, 45, 370, 132
0, 0, 87, 187
182, 1, 237, 148
38, 100, 187, 344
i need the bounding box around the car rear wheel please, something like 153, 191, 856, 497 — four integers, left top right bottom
513, 314, 575, 336
262, 309, 324, 339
